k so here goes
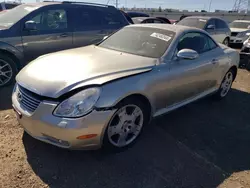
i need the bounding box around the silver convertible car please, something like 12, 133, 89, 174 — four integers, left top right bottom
12, 24, 239, 150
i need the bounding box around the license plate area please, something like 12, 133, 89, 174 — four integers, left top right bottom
42, 134, 70, 147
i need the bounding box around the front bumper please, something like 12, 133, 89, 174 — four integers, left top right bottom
12, 89, 116, 150
239, 46, 250, 67
240, 44, 250, 55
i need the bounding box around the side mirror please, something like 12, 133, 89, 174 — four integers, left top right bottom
206, 24, 215, 30
24, 20, 37, 31
177, 49, 199, 60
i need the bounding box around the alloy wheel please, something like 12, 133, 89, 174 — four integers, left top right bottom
107, 104, 144, 147
0, 59, 13, 87
220, 71, 233, 97
223, 38, 229, 46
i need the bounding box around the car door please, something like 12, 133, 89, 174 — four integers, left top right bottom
72, 6, 107, 48
100, 8, 128, 36
204, 18, 218, 41
73, 6, 127, 48
166, 32, 219, 106
215, 19, 228, 43
21, 5, 73, 63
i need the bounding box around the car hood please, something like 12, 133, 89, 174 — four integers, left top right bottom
16, 45, 156, 98
230, 28, 249, 33
0, 27, 10, 37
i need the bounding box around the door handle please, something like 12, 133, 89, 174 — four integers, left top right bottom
212, 59, 219, 64
60, 33, 68, 38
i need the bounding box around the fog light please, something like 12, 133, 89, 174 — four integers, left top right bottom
76, 134, 97, 140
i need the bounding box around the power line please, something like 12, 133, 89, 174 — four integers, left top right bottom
233, 0, 249, 12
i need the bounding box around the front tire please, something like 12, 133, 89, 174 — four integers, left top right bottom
214, 69, 234, 99
0, 54, 17, 87
103, 98, 149, 150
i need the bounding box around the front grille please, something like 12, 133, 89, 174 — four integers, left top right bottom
17, 85, 41, 113
231, 32, 238, 36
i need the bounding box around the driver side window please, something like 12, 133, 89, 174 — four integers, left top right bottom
30, 9, 68, 31
177, 32, 215, 54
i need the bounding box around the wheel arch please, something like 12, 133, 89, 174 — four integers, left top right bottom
229, 65, 237, 81
114, 93, 153, 121
101, 93, 153, 149
0, 49, 22, 70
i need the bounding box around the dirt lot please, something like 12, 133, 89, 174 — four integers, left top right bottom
1, 68, 250, 188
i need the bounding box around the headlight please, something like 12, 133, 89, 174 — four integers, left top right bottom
12, 83, 17, 94
243, 38, 250, 47
237, 31, 250, 38
53, 87, 101, 118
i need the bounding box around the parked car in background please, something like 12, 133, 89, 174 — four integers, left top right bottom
0, 1, 128, 87
177, 16, 231, 45
126, 11, 149, 18
173, 15, 189, 25
132, 17, 169, 24
12, 24, 239, 150
0, 1, 20, 11
239, 35, 250, 70
120, 9, 134, 24
230, 20, 250, 45
156, 17, 171, 24
170, 19, 177, 24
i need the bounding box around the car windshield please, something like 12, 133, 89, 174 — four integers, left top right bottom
0, 4, 39, 27
177, 17, 208, 29
98, 27, 175, 58
230, 21, 250, 29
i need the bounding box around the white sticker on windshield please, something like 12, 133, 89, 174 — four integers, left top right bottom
24, 6, 39, 12
150, 32, 171, 42
199, 19, 207, 22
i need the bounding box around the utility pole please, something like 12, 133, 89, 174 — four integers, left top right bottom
116, 0, 118, 8
208, 0, 212, 12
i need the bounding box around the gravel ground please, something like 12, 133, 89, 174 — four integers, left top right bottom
1, 67, 250, 188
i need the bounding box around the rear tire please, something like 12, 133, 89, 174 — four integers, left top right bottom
103, 98, 150, 151
0, 54, 17, 87
222, 38, 229, 46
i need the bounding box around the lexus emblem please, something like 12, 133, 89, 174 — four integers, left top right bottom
17, 92, 22, 102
